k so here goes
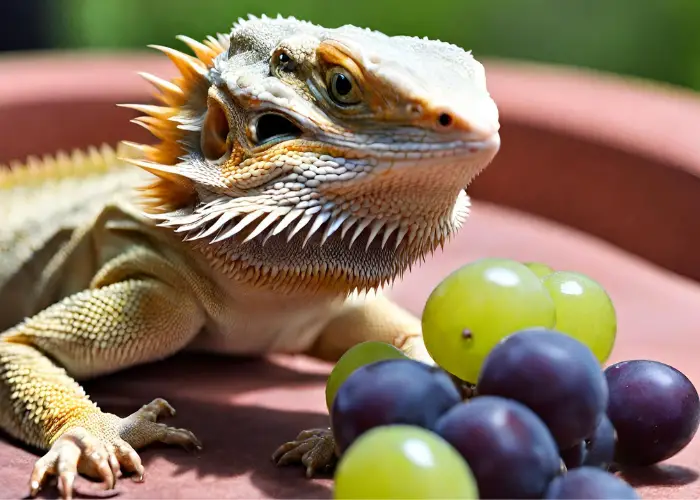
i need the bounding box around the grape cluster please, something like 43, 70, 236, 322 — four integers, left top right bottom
327, 258, 700, 499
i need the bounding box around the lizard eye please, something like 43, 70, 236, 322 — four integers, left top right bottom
277, 52, 296, 71
327, 67, 362, 106
271, 49, 297, 76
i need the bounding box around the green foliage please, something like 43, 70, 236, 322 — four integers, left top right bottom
50, 0, 700, 91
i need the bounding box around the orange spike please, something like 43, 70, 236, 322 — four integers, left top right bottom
130, 116, 179, 141
122, 157, 180, 175
136, 178, 196, 213
148, 141, 185, 165
120, 140, 160, 158
176, 35, 218, 66
148, 44, 208, 80
121, 157, 192, 190
126, 33, 229, 214
205, 34, 226, 53
138, 72, 185, 106
117, 103, 177, 120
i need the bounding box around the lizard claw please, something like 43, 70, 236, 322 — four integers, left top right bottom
27, 398, 200, 500
272, 427, 337, 477
29, 427, 126, 499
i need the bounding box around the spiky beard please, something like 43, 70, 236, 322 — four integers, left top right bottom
145, 187, 471, 296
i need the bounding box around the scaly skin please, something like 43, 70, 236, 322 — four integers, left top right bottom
0, 14, 500, 499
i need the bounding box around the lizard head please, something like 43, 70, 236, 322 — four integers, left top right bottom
123, 15, 500, 296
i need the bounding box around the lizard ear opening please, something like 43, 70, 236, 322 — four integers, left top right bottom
201, 99, 230, 162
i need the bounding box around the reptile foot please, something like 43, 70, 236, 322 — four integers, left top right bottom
29, 426, 138, 500
29, 398, 201, 500
272, 427, 337, 477
120, 398, 202, 451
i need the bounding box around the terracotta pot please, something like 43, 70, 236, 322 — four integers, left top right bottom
1, 52, 699, 499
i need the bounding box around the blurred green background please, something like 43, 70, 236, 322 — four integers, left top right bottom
5, 0, 700, 91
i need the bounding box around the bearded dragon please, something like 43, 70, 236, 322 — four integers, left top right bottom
0, 14, 500, 499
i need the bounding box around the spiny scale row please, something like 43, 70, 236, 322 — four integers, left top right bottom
0, 144, 127, 190
158, 202, 424, 251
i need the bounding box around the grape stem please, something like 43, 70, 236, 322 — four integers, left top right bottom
447, 372, 478, 400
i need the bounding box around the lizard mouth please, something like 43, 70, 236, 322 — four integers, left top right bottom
318, 131, 501, 159
244, 101, 499, 160
250, 113, 303, 147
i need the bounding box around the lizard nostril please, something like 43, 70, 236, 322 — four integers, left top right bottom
437, 112, 453, 128
407, 103, 423, 117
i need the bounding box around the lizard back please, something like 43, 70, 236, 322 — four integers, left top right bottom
0, 144, 151, 328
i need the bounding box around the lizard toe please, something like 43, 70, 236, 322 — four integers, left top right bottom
132, 397, 177, 422
272, 427, 337, 477
120, 415, 203, 452
295, 427, 332, 440
29, 448, 57, 497
154, 422, 203, 451
29, 427, 121, 500
113, 438, 146, 481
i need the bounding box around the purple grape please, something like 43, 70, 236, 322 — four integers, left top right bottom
544, 467, 639, 499
434, 396, 561, 499
331, 359, 461, 452
583, 414, 616, 469
605, 359, 700, 466
560, 414, 616, 471
476, 329, 609, 449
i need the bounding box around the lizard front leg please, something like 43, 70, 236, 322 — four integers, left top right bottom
0, 250, 206, 498
272, 292, 430, 476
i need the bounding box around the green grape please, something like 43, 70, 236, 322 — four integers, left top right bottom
334, 425, 478, 499
326, 341, 408, 411
524, 261, 555, 279
542, 271, 617, 363
421, 258, 556, 383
